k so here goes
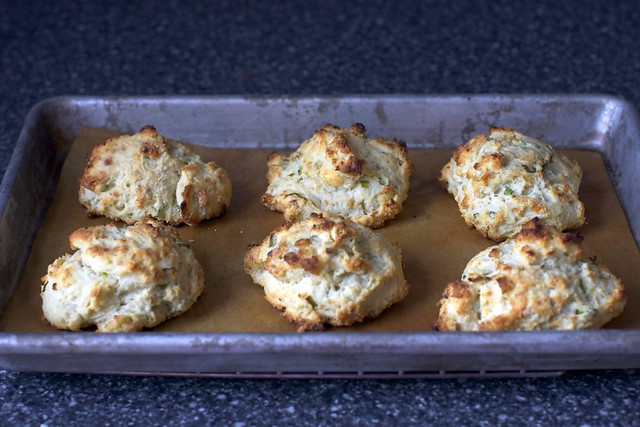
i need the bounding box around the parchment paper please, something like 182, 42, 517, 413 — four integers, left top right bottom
2, 126, 639, 332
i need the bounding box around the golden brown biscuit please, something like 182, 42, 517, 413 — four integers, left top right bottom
41, 221, 205, 332
435, 219, 626, 331
244, 214, 409, 331
439, 127, 585, 241
79, 125, 231, 226
262, 123, 412, 228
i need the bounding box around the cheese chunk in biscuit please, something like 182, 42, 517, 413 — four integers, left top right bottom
244, 214, 409, 331
79, 125, 231, 226
440, 127, 585, 241
41, 221, 204, 332
435, 219, 625, 332
262, 123, 412, 228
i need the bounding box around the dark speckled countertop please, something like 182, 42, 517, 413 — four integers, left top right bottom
2, 1, 640, 425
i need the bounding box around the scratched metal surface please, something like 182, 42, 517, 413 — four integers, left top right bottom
0, 95, 639, 376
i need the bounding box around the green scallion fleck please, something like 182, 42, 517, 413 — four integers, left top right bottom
297, 166, 302, 175
575, 309, 584, 315
360, 201, 367, 214
99, 272, 108, 279
288, 192, 303, 198
504, 187, 514, 196
306, 296, 318, 308
359, 180, 370, 189
579, 279, 588, 294
269, 234, 276, 248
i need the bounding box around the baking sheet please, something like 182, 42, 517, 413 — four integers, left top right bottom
2, 126, 639, 333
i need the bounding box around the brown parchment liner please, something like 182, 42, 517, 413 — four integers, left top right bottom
2, 127, 639, 333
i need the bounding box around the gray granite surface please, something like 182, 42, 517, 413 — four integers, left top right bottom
1, 0, 640, 424
2, 369, 639, 426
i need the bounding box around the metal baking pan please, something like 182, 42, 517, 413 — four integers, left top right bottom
1, 95, 639, 378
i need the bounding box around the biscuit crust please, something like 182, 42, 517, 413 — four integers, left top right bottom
79, 125, 231, 226
244, 214, 409, 331
439, 127, 585, 241
262, 123, 412, 228
435, 219, 626, 331
41, 221, 205, 332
